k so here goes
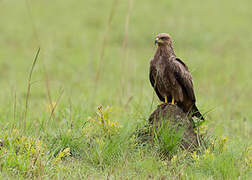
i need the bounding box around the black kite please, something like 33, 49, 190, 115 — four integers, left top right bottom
149, 33, 204, 120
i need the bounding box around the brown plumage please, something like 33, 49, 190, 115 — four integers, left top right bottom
149, 33, 204, 120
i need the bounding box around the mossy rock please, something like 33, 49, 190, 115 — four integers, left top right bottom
149, 104, 198, 151
137, 104, 200, 153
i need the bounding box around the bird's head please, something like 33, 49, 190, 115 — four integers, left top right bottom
155, 33, 172, 46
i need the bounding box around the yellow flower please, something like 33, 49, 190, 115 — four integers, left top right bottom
53, 147, 71, 163
199, 124, 208, 135
203, 148, 214, 160
222, 136, 228, 142
97, 105, 103, 112
181, 150, 187, 159
192, 151, 199, 162
171, 155, 178, 164
111, 122, 115, 128
87, 116, 93, 122
246, 146, 252, 167
63, 147, 71, 156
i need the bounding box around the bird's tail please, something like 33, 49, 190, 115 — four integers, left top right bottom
191, 104, 204, 120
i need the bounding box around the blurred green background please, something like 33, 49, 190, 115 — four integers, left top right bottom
0, 0, 251, 177
1, 0, 251, 136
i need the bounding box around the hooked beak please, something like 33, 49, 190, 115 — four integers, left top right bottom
154, 38, 159, 45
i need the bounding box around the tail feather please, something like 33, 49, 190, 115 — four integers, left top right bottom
191, 104, 204, 120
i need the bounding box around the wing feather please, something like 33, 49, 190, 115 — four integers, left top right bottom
173, 58, 195, 102
175, 58, 189, 70
149, 63, 165, 102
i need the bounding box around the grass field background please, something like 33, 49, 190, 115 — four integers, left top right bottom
0, 0, 251, 179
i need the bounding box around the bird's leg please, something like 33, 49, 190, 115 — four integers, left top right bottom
159, 96, 168, 105
170, 96, 175, 105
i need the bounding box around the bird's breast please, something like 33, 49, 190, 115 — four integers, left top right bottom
155, 59, 164, 72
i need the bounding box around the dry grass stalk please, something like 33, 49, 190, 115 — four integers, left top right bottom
47, 88, 64, 126
69, 98, 73, 129
43, 63, 53, 112
23, 47, 40, 131
95, 0, 118, 83
13, 88, 17, 125
120, 0, 133, 101
25, 0, 40, 44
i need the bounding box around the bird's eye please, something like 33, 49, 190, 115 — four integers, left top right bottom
160, 37, 166, 40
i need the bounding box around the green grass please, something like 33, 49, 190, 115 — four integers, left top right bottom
0, 0, 251, 179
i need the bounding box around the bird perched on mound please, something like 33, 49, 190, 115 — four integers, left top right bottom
149, 33, 204, 120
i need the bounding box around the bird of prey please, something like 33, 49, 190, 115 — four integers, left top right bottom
149, 33, 204, 120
